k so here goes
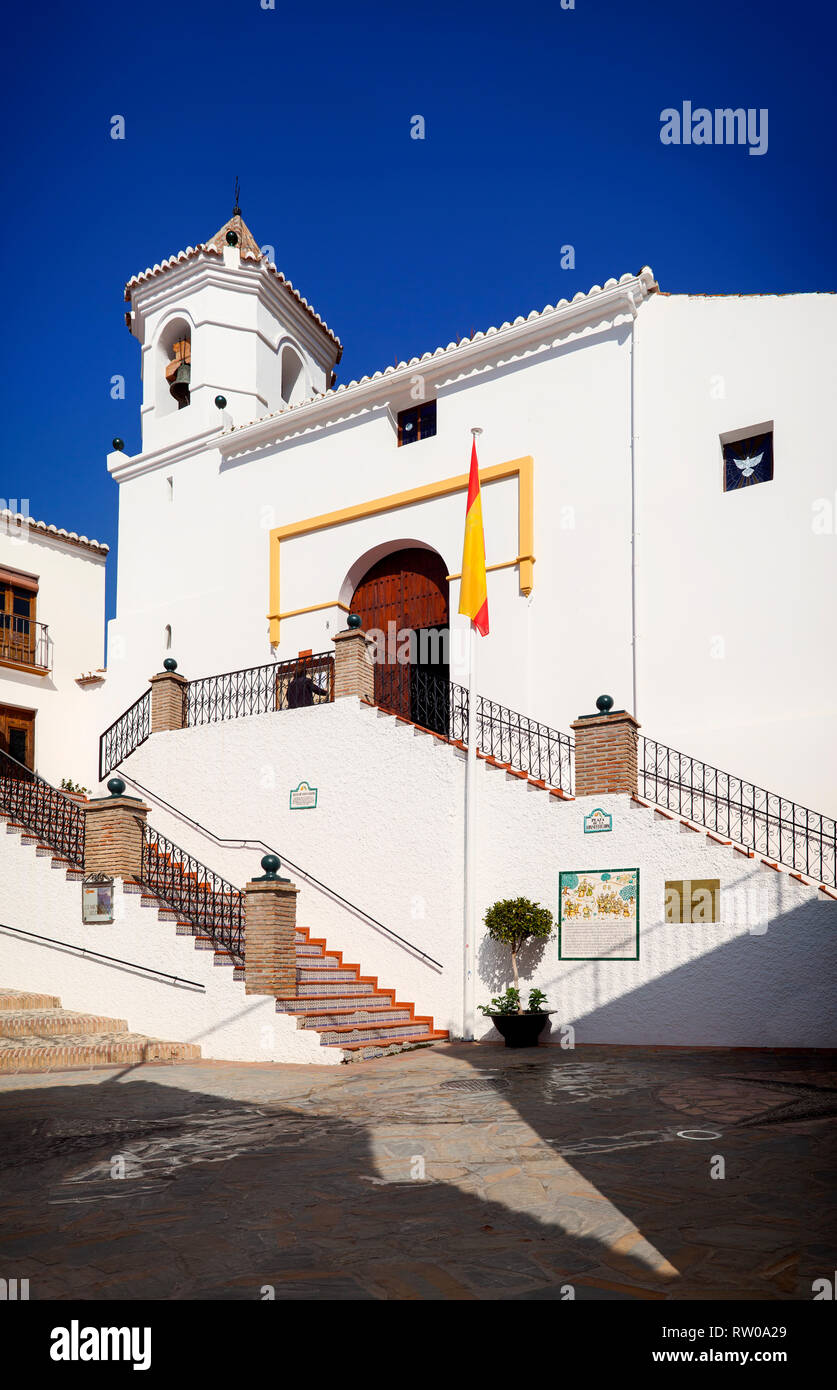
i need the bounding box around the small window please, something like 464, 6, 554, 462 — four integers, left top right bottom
665, 879, 720, 923
397, 400, 437, 447
722, 428, 773, 492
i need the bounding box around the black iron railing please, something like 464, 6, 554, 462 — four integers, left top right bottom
638, 737, 836, 888
469, 689, 574, 792
0, 616, 49, 671
0, 923, 206, 991
140, 824, 245, 962
0, 748, 85, 865
377, 668, 575, 793
99, 689, 151, 781
185, 652, 334, 728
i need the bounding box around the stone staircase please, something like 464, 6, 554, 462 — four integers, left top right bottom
151, 887, 449, 1060
2, 765, 448, 1064
276, 927, 448, 1060
0, 988, 201, 1074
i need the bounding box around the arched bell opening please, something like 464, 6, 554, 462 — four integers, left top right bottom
349, 546, 450, 735
155, 316, 193, 417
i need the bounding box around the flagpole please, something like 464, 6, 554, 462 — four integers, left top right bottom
463, 426, 483, 1042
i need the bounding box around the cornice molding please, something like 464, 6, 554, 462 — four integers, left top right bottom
112, 270, 656, 481
107, 423, 224, 483
220, 271, 655, 461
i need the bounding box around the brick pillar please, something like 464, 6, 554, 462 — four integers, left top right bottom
149, 666, 188, 732
83, 791, 149, 879
244, 871, 298, 997
570, 700, 640, 796
333, 623, 375, 701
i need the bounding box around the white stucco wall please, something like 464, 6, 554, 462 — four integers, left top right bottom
635, 292, 837, 813
116, 699, 837, 1050
0, 524, 107, 789
0, 830, 339, 1065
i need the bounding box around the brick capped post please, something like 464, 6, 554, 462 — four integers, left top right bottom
83, 777, 149, 879
333, 615, 375, 701
244, 855, 298, 997
149, 658, 188, 732
570, 695, 640, 796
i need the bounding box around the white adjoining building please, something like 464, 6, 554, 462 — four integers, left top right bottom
105, 210, 836, 814
0, 512, 108, 788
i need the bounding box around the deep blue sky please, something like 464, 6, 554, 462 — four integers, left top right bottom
1, 0, 833, 620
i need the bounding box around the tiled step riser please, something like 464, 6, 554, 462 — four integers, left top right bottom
298, 1008, 412, 1029
0, 1013, 128, 1038
0, 991, 61, 1011
296, 969, 360, 984
0, 1040, 201, 1074
292, 981, 378, 998
276, 992, 392, 1013
318, 1023, 435, 1046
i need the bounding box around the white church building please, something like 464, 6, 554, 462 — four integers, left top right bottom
105, 210, 835, 815
0, 207, 834, 1068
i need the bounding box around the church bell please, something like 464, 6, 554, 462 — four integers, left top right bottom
165, 338, 192, 409
169, 361, 191, 409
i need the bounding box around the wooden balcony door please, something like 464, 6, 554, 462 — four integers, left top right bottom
0, 577, 37, 668
0, 704, 36, 770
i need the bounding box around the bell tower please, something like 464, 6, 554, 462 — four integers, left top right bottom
123, 198, 342, 453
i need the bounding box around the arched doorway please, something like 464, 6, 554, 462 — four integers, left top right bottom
349, 547, 450, 733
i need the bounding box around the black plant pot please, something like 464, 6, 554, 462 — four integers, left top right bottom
488, 1012, 550, 1048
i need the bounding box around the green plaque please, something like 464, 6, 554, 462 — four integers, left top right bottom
558, 868, 639, 960
289, 781, 318, 810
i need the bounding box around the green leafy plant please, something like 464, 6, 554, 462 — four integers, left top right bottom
60, 778, 90, 796
478, 988, 521, 1016
479, 897, 554, 1014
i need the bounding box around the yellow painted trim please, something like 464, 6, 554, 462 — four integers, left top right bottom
269, 455, 533, 643
267, 599, 350, 623
446, 556, 534, 581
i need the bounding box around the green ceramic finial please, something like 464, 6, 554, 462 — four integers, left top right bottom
260, 854, 280, 880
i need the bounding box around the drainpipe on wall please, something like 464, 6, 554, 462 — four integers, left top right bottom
630, 303, 639, 721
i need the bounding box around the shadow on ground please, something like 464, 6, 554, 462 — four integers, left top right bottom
0, 1040, 835, 1300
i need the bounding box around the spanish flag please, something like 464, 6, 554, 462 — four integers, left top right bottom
458, 438, 489, 636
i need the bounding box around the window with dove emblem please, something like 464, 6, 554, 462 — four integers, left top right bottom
722, 428, 773, 491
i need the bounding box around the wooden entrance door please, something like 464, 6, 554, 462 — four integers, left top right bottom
349, 548, 449, 731
0, 704, 36, 770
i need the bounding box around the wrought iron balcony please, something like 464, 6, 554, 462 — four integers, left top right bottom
0, 616, 50, 672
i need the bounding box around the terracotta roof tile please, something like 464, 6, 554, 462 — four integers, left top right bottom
124, 213, 342, 355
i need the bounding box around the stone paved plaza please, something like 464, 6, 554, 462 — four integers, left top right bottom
1, 1044, 834, 1301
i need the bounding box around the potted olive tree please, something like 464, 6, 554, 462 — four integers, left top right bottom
477, 896, 554, 1047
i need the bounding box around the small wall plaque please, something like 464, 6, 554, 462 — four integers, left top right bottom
289, 781, 318, 811
82, 874, 114, 924
666, 879, 720, 923
583, 807, 613, 834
